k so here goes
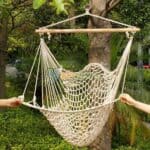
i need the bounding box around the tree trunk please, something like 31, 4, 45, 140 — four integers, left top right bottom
0, 18, 8, 98
88, 0, 111, 69
88, 0, 115, 149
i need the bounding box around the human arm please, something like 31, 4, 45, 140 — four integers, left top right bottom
119, 93, 150, 114
0, 97, 22, 108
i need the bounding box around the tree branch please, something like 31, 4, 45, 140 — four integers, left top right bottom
107, 0, 121, 12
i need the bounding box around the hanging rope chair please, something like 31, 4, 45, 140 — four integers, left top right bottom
20, 9, 140, 147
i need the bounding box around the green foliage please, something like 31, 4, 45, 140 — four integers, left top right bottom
113, 64, 150, 149
110, 0, 150, 40
111, 0, 150, 26
50, 0, 74, 15
143, 69, 150, 90
48, 34, 88, 71
110, 0, 150, 74
8, 37, 27, 52
113, 137, 150, 150
74, 0, 87, 12
33, 0, 46, 9
5, 79, 20, 97
33, 0, 74, 14
113, 146, 137, 150
0, 2, 10, 18
0, 107, 58, 149
0, 0, 4, 5
115, 102, 141, 145
125, 66, 150, 95
110, 33, 126, 69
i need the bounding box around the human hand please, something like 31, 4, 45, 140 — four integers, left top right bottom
119, 93, 136, 106
7, 97, 22, 107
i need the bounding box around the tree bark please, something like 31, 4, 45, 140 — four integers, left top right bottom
88, 0, 115, 149
88, 0, 111, 69
0, 18, 8, 98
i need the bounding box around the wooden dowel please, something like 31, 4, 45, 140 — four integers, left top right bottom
36, 28, 140, 34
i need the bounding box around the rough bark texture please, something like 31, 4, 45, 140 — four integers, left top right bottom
88, 0, 116, 149
88, 0, 111, 69
0, 18, 8, 98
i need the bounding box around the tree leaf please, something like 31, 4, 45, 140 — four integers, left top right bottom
0, 0, 4, 7
33, 0, 46, 9
68, 0, 74, 4
50, 0, 73, 15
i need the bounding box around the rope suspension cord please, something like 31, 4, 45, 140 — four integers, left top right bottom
41, 13, 87, 29
111, 35, 134, 99
22, 45, 41, 96
36, 9, 140, 34
33, 50, 41, 105
119, 32, 134, 96
88, 13, 132, 28
121, 48, 130, 94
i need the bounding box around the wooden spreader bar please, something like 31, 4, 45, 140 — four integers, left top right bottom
36, 28, 140, 34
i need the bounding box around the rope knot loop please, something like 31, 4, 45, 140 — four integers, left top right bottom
125, 31, 135, 39
47, 32, 51, 40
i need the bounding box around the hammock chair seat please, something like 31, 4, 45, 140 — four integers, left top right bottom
21, 9, 139, 147
22, 35, 133, 146
41, 104, 112, 146
40, 63, 115, 146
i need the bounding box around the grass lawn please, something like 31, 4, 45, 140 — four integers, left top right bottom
0, 106, 149, 150
0, 106, 87, 150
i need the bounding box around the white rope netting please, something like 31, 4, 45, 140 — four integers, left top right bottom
41, 104, 112, 146
21, 36, 133, 146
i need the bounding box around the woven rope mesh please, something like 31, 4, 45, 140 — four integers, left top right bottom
23, 37, 133, 146
62, 64, 116, 110
41, 105, 112, 146
40, 63, 116, 146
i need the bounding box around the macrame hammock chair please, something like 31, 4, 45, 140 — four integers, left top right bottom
20, 10, 140, 147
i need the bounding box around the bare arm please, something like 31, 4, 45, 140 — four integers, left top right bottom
119, 93, 150, 114
0, 97, 22, 108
